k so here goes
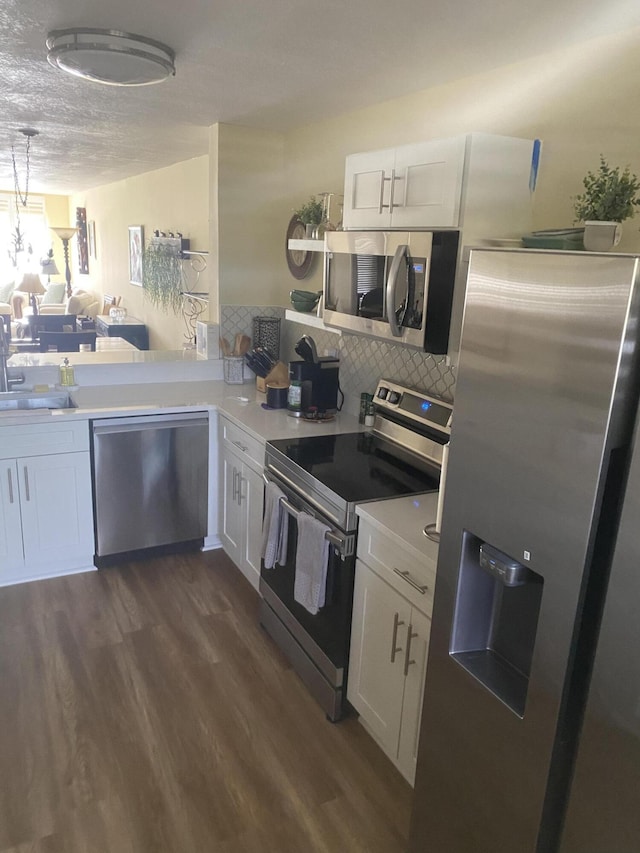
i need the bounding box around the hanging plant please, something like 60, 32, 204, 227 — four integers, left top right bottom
142, 239, 184, 313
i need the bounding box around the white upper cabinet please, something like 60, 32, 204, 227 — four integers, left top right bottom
343, 133, 537, 235
344, 136, 466, 229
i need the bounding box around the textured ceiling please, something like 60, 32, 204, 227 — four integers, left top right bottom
1, 0, 638, 195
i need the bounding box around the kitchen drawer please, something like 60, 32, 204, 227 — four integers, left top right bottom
357, 517, 436, 617
220, 416, 265, 470
0, 419, 90, 460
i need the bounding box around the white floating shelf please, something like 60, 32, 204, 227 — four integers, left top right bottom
287, 238, 325, 252
285, 309, 342, 334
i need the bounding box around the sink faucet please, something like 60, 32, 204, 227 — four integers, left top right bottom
0, 327, 25, 393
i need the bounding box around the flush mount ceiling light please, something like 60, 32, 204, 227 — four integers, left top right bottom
46, 28, 175, 86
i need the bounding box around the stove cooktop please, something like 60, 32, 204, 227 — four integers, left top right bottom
266, 431, 439, 504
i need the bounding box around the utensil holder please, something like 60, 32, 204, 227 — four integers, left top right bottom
223, 356, 245, 384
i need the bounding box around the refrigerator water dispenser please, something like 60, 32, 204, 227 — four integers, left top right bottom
450, 532, 544, 717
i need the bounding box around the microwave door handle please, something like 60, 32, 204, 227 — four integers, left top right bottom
386, 244, 409, 337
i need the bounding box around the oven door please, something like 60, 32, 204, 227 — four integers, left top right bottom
259, 470, 356, 720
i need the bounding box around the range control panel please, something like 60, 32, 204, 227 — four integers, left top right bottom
374, 379, 453, 433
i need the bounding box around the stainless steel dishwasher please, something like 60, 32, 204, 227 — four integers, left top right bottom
92, 412, 208, 558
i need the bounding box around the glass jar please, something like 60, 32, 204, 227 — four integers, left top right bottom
288, 380, 302, 411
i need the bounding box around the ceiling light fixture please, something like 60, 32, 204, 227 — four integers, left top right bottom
46, 28, 176, 86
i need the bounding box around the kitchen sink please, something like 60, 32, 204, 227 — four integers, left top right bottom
0, 390, 77, 411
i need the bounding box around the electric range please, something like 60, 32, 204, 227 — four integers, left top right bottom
260, 379, 452, 720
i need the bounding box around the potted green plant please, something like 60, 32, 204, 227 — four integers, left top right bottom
573, 156, 640, 251
293, 196, 325, 238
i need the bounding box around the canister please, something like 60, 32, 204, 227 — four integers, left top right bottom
266, 383, 289, 409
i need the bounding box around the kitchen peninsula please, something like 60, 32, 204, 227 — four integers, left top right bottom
0, 357, 361, 589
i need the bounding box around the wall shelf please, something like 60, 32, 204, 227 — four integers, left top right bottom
287, 238, 324, 253
285, 309, 341, 335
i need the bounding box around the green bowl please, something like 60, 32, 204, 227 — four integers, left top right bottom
290, 290, 321, 312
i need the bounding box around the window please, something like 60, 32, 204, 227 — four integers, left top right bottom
0, 193, 48, 279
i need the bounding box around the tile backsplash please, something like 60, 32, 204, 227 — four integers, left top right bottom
221, 305, 456, 416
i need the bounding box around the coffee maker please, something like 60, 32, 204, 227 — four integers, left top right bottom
288, 335, 340, 417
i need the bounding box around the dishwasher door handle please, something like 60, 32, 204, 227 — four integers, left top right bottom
93, 413, 209, 435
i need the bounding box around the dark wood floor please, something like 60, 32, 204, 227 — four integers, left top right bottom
0, 550, 412, 852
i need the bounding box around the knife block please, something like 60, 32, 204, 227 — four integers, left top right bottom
256, 361, 289, 393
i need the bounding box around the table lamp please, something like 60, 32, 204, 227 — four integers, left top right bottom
40, 255, 59, 285
18, 272, 46, 315
51, 227, 78, 299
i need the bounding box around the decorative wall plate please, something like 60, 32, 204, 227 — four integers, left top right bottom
285, 215, 313, 280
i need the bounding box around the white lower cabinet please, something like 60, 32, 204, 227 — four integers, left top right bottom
348, 517, 436, 785
0, 420, 95, 586
219, 416, 265, 590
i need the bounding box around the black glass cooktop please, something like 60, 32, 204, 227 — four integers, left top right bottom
267, 431, 439, 503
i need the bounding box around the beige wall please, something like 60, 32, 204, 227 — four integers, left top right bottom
214, 123, 288, 308
71, 156, 209, 350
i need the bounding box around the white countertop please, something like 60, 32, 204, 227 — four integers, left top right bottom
356, 492, 440, 565
0, 379, 362, 442
8, 347, 202, 367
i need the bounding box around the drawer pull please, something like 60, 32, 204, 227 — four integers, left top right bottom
232, 440, 248, 453
390, 612, 404, 663
393, 568, 428, 595
7, 467, 14, 504
404, 624, 418, 676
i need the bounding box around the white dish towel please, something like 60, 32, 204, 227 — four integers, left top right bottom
261, 481, 289, 569
294, 512, 331, 615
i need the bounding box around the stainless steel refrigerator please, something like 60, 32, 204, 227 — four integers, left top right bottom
408, 249, 640, 852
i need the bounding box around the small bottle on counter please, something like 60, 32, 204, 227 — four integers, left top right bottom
287, 379, 302, 412
59, 357, 75, 387
359, 392, 373, 424
364, 401, 375, 427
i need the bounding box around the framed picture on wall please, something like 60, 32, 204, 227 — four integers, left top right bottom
88, 220, 96, 259
129, 225, 144, 286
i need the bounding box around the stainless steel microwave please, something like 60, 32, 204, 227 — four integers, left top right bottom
322, 230, 459, 353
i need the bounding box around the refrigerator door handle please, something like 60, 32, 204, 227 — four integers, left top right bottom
404, 624, 418, 676
386, 244, 409, 337
390, 612, 405, 663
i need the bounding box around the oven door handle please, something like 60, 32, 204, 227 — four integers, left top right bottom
263, 472, 353, 559
264, 464, 343, 529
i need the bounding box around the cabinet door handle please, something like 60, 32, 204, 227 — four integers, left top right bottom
378, 171, 391, 214
389, 168, 404, 210
23, 466, 31, 501
7, 467, 14, 504
404, 624, 418, 676
390, 612, 405, 663
232, 467, 238, 502
238, 473, 245, 506
393, 568, 428, 594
